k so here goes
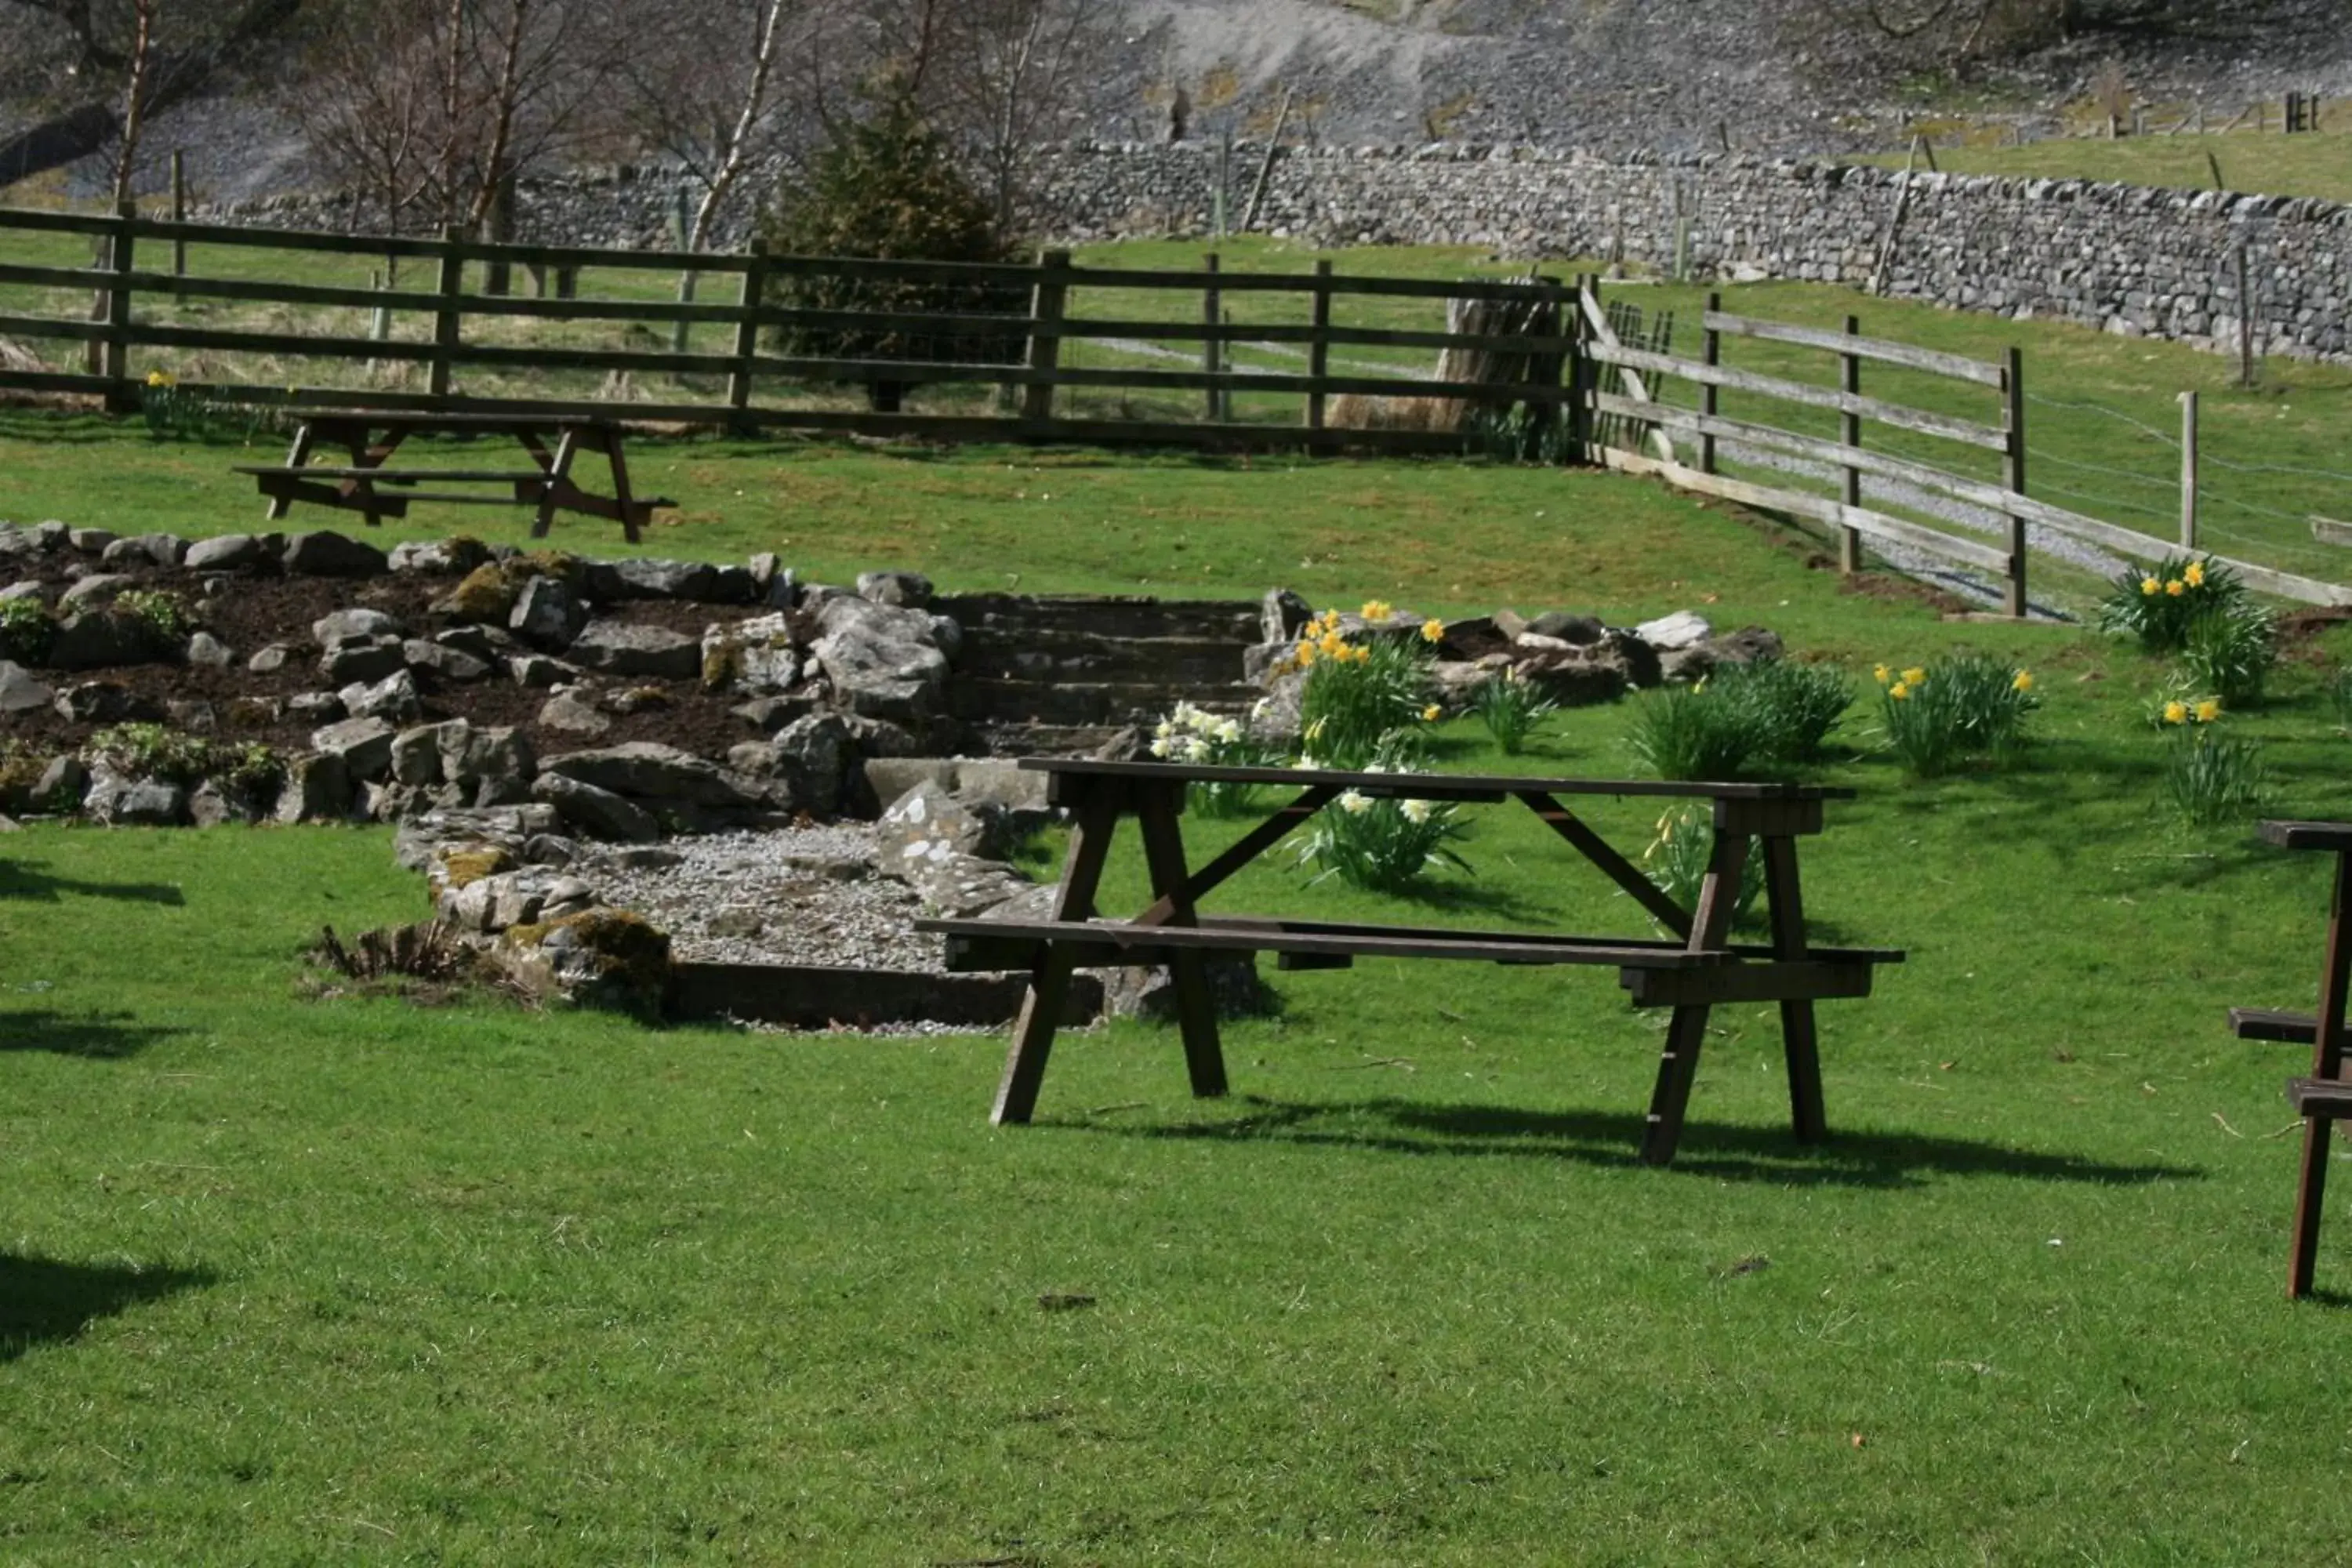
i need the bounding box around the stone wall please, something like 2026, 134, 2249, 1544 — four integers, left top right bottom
198, 143, 2352, 363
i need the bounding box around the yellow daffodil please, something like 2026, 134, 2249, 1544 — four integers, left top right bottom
2165, 579, 2186, 597
2194, 698, 2222, 723
1294, 642, 1317, 667
1421, 617, 1445, 644
1350, 644, 1372, 664
2012, 670, 2034, 693
1360, 599, 1393, 622
1889, 681, 1911, 701
2183, 561, 2206, 588
2163, 700, 2188, 725
1901, 666, 1927, 687
144, 368, 175, 388
2141, 577, 2161, 596
1318, 632, 1347, 658
1873, 664, 1891, 685
1422, 703, 1442, 722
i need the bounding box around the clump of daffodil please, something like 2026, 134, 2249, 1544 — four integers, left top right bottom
1283, 600, 1441, 768
2100, 553, 2252, 657
1472, 662, 1558, 755
2154, 685, 2267, 827
1642, 805, 1764, 932
1151, 699, 1277, 817
1875, 652, 2038, 777
1291, 735, 1472, 893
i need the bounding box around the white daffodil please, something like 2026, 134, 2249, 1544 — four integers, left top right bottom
1401, 798, 1433, 824
1149, 737, 1172, 757
1339, 790, 1373, 815
1294, 754, 1319, 771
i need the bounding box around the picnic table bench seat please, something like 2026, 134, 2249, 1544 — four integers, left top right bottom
916, 757, 1903, 1165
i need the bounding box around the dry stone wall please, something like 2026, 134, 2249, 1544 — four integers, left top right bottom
198, 144, 2352, 363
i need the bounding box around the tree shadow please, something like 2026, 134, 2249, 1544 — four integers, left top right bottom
0, 1254, 217, 1363
0, 860, 185, 906
1047, 1094, 2198, 1191
0, 1009, 183, 1059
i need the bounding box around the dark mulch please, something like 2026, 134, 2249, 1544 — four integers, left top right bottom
2, 557, 787, 764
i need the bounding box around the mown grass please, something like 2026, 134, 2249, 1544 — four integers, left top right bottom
7, 601, 2352, 1560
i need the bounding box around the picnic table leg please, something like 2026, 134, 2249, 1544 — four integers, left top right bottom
603, 427, 646, 544
339, 425, 408, 528
993, 787, 1121, 1126
1133, 780, 1229, 1101
528, 429, 581, 539
1641, 829, 1751, 1166
2288, 848, 2352, 1298
1762, 833, 1828, 1145
264, 423, 314, 522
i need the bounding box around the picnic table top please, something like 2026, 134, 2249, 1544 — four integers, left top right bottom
285, 409, 622, 432
1021, 756, 1854, 803
2259, 819, 2352, 853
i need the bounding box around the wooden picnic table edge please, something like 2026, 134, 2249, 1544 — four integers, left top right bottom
286, 409, 625, 430
2259, 819, 2352, 852
1017, 757, 1855, 801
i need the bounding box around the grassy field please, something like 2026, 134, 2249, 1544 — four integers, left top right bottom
1854, 127, 2352, 205
8, 601, 2352, 1559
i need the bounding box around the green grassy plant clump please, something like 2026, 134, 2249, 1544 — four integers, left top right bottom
1715, 656, 1855, 766
1874, 654, 2038, 776
1292, 603, 1443, 770
112, 588, 192, 649
1152, 700, 1280, 818
2097, 555, 2248, 654
2332, 667, 2352, 731
87, 724, 284, 795
2156, 702, 2268, 826
1624, 680, 1761, 781
2180, 600, 2278, 708
1642, 804, 1764, 927
1291, 739, 1472, 894
1470, 665, 1558, 755
0, 594, 53, 662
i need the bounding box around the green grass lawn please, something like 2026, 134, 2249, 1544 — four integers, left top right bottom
8, 622, 2352, 1560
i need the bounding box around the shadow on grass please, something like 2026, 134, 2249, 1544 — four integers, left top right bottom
0, 860, 185, 906
1053, 1094, 2197, 1190
0, 1254, 217, 1363
0, 1009, 183, 1058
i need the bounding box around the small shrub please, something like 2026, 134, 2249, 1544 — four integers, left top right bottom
1292, 742, 1472, 895
86, 724, 211, 786
1625, 681, 1762, 781
114, 588, 193, 650
0, 597, 53, 663
1873, 655, 2038, 776
1290, 604, 1443, 769
1152, 701, 1278, 817
1472, 666, 1558, 755
2096, 554, 2249, 654
1719, 658, 1854, 766
1642, 806, 1764, 930
2179, 601, 2275, 708
2162, 720, 2268, 828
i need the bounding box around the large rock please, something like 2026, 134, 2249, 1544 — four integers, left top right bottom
699, 612, 797, 695
183, 534, 272, 572
727, 710, 854, 814
537, 688, 612, 736
442, 722, 535, 807
531, 771, 659, 843
1513, 634, 1651, 706
403, 639, 492, 683
390, 723, 454, 787
310, 716, 398, 781
877, 779, 1003, 864
892, 844, 1036, 919
33, 756, 89, 812
53, 680, 164, 724
1662, 626, 1786, 684
85, 769, 189, 827
274, 752, 354, 822
319, 634, 408, 684
539, 741, 763, 810
857, 569, 932, 608
314, 607, 403, 644
185, 631, 234, 668
283, 531, 388, 577
586, 557, 721, 602
438, 867, 599, 935
510, 575, 588, 648
1261, 586, 1312, 644
808, 596, 950, 725
339, 669, 422, 724
1100, 952, 1272, 1022
565, 620, 700, 680
0, 660, 53, 714
1635, 610, 1712, 652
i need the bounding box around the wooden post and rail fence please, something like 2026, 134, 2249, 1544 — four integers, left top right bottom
0, 203, 2342, 610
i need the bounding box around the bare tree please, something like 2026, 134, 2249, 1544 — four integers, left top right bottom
612, 0, 805, 251
288, 0, 445, 233
107, 0, 157, 205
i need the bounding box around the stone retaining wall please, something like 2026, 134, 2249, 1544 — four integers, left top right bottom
198, 145, 2352, 363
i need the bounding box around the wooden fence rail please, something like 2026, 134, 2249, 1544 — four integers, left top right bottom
0, 204, 1573, 455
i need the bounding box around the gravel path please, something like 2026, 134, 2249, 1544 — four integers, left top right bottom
593, 826, 948, 974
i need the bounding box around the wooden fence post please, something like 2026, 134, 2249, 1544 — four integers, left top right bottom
430, 227, 464, 404
1838, 315, 1862, 574
1699, 290, 1721, 476
2003, 346, 2028, 618
1202, 251, 1222, 422
1305, 258, 1333, 439
169, 149, 187, 278
103, 200, 137, 412
1024, 247, 1070, 425
2179, 390, 2199, 551
2237, 246, 2258, 388
1566, 274, 1594, 466
728, 241, 768, 437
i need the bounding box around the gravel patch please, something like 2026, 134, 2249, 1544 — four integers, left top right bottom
592, 825, 952, 973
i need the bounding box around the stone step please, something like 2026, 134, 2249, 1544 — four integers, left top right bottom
947, 677, 1259, 728
936, 592, 1262, 645
957, 627, 1253, 685
973, 721, 1134, 759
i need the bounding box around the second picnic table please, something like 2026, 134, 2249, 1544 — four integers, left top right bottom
918, 758, 1903, 1166
233, 409, 674, 542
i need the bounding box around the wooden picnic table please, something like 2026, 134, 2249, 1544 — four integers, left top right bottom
917, 758, 1903, 1166
231, 410, 675, 543
2229, 819, 2352, 1298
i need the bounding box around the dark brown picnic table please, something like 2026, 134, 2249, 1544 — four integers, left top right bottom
231, 410, 674, 542
2230, 819, 2352, 1298
917, 758, 1903, 1166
